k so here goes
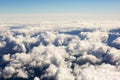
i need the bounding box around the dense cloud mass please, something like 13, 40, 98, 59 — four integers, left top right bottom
0, 22, 120, 80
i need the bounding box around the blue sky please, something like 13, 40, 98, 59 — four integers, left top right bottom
0, 0, 120, 15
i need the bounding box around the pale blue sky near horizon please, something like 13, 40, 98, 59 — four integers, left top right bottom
0, 0, 120, 15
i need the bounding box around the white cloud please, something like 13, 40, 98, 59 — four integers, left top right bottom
3, 66, 15, 79
55, 66, 75, 80
16, 69, 28, 78
0, 41, 6, 48
75, 64, 120, 80
34, 77, 40, 80
0, 18, 120, 80
112, 37, 120, 49
2, 54, 10, 62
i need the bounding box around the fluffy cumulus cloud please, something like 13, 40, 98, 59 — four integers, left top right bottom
0, 22, 120, 80
112, 37, 120, 49
3, 66, 16, 79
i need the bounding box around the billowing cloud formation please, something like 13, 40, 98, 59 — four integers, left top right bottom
0, 23, 120, 80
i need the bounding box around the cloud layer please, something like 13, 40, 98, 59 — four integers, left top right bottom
0, 22, 120, 80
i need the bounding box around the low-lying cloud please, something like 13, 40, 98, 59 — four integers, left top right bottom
0, 23, 120, 80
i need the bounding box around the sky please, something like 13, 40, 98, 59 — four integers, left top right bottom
0, 0, 120, 15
